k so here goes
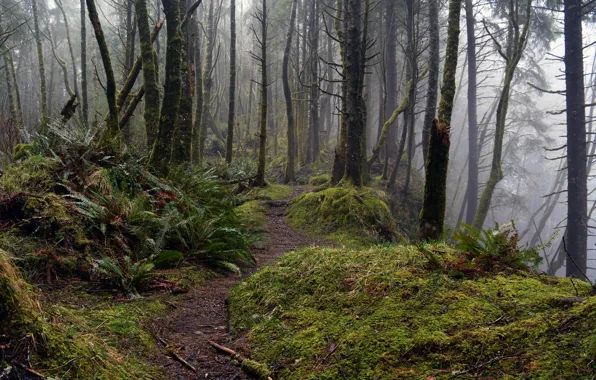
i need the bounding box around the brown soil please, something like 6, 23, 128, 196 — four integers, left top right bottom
150, 186, 329, 379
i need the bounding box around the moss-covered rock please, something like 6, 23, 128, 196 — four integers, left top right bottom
308, 174, 330, 186
229, 245, 596, 379
288, 187, 397, 245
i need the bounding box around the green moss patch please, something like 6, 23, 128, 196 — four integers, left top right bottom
288, 187, 397, 245
229, 245, 596, 379
236, 200, 266, 232
246, 183, 292, 201
308, 174, 330, 186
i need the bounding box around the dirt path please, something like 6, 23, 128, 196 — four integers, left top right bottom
151, 186, 329, 379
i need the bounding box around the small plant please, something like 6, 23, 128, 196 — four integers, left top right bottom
96, 256, 154, 297
452, 221, 546, 272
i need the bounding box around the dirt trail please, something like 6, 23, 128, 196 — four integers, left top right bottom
151, 186, 329, 379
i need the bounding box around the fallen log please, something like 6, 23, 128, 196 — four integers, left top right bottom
205, 338, 272, 380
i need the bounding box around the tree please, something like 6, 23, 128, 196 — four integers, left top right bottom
225, 0, 237, 164
472, 0, 532, 230
283, 0, 298, 183
149, 0, 183, 174
32, 0, 48, 123
86, 0, 121, 149
563, 0, 588, 278
198, 0, 215, 164
307, 0, 320, 163
422, 0, 439, 165
253, 0, 268, 187
135, 0, 161, 148
341, 0, 364, 186
80, 0, 89, 125
464, 0, 479, 225
419, 0, 463, 240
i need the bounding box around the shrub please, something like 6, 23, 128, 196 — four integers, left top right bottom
452, 222, 545, 272
96, 256, 154, 297
153, 250, 184, 269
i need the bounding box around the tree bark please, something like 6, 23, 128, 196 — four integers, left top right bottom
283, 0, 298, 183
135, 0, 161, 148
80, 0, 89, 126
254, 0, 268, 187
32, 0, 48, 123
308, 0, 320, 163
419, 0, 462, 240
422, 0, 439, 165
563, 0, 588, 278
225, 0, 237, 164
198, 0, 215, 164
149, 0, 183, 174
330, 0, 347, 185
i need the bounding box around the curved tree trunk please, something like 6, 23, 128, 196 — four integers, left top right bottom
86, 0, 121, 149
283, 0, 298, 183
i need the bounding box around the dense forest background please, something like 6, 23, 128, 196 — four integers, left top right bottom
0, 0, 594, 279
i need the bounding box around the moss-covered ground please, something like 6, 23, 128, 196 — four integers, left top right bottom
230, 245, 596, 379
287, 187, 398, 246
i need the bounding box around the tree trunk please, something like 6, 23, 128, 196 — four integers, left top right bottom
149, 0, 182, 174
418, 0, 462, 240
403, 0, 418, 195
225, 0, 237, 164
87, 0, 121, 149
384, 0, 398, 157
55, 0, 80, 111
192, 16, 203, 163
32, 0, 48, 123
254, 0, 268, 187
80, 0, 89, 126
472, 0, 532, 230
283, 0, 298, 183
330, 0, 347, 185
422, 0, 439, 165
308, 0, 320, 163
564, 0, 588, 278
172, 0, 193, 164
199, 0, 215, 164
341, 0, 364, 186
135, 0, 161, 148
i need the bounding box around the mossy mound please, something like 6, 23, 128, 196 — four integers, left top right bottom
288, 187, 397, 245
308, 174, 330, 186
236, 200, 266, 232
229, 245, 596, 379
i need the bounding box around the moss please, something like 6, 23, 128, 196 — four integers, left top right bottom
236, 200, 266, 231
229, 245, 596, 379
241, 358, 271, 379
288, 187, 397, 245
1, 154, 61, 194
308, 174, 331, 186
12, 143, 35, 161
153, 250, 184, 269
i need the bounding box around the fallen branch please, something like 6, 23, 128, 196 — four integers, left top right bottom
157, 337, 197, 373
14, 362, 46, 379
205, 338, 272, 380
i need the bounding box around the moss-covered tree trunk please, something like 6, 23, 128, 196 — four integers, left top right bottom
80, 0, 89, 126
192, 17, 203, 163
135, 0, 161, 148
418, 0, 462, 241
172, 0, 193, 164
86, 0, 121, 149
225, 0, 237, 164
149, 0, 182, 175
422, 0, 439, 165
308, 0, 320, 163
254, 0, 268, 187
403, 0, 418, 195
198, 0, 215, 165
340, 0, 364, 187
472, 0, 532, 230
283, 0, 298, 183
331, 0, 347, 185
32, 0, 48, 124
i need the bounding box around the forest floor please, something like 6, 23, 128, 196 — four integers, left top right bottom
148, 186, 330, 379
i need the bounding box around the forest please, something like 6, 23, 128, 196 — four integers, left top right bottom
0, 0, 595, 378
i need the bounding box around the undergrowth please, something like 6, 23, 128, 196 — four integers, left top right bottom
229, 245, 596, 379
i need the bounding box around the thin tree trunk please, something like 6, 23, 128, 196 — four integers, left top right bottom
135, 0, 161, 148
86, 0, 121, 149
308, 0, 320, 163
80, 0, 89, 126
199, 0, 215, 164
254, 0, 268, 187
419, 0, 462, 240
422, 0, 439, 165
55, 0, 80, 109
32, 0, 48, 123
472, 0, 532, 230
225, 0, 237, 164
330, 0, 347, 185
283, 0, 298, 183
